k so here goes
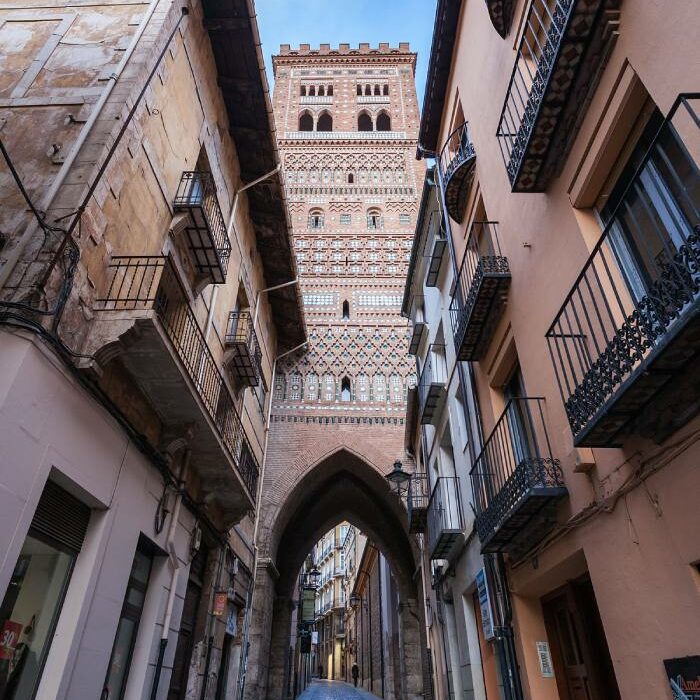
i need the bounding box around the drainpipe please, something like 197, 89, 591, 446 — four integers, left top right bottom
252, 277, 299, 331
149, 449, 190, 700
200, 545, 226, 700
0, 0, 162, 291
236, 338, 307, 700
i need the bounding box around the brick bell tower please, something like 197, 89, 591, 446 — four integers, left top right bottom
246, 43, 425, 699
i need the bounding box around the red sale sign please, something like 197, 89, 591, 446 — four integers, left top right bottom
0, 621, 23, 660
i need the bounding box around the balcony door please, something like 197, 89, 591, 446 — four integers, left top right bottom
602, 107, 700, 304
503, 366, 535, 468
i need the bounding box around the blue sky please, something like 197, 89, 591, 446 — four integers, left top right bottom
255, 0, 437, 107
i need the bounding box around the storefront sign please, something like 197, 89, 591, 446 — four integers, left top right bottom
536, 641, 554, 678
475, 568, 494, 641
0, 620, 23, 660
665, 656, 700, 699
301, 588, 316, 624
213, 592, 227, 617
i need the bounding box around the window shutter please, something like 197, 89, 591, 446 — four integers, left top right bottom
30, 480, 91, 553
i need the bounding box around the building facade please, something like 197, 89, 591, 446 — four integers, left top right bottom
0, 1, 303, 699
405, 1, 700, 700
246, 43, 430, 700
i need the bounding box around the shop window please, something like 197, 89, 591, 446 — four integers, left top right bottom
0, 481, 89, 700
102, 538, 154, 700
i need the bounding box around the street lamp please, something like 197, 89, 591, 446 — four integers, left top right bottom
349, 592, 361, 609
305, 566, 321, 590
384, 459, 411, 498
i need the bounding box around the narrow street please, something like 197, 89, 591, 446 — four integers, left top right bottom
298, 680, 383, 700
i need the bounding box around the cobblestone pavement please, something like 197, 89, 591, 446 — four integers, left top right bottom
297, 679, 384, 699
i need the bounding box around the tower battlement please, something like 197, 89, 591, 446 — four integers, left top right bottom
276, 42, 412, 57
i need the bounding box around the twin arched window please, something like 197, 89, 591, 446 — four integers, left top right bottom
357, 110, 391, 132
298, 110, 333, 132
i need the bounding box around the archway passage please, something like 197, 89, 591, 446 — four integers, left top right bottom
245, 449, 427, 700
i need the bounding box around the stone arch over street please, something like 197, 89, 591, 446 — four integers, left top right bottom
245, 445, 426, 700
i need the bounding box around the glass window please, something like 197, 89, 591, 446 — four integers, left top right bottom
0, 535, 74, 700
340, 214, 351, 225
102, 542, 154, 700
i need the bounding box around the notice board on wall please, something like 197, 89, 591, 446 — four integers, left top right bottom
664, 656, 700, 700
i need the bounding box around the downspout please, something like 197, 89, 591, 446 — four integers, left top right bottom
252, 277, 299, 332
149, 449, 190, 700
200, 545, 226, 700
236, 338, 307, 700
0, 0, 162, 291
378, 558, 385, 698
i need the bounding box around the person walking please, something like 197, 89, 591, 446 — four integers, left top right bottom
351, 661, 359, 687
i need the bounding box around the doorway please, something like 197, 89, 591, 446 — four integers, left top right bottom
542, 577, 620, 700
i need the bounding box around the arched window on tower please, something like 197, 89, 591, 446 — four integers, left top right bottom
342, 300, 350, 320
356, 84, 362, 96
317, 111, 333, 132
308, 208, 324, 229
328, 85, 334, 96
364, 84, 371, 96
374, 84, 380, 95
341, 376, 351, 402
383, 84, 389, 96
347, 173, 354, 184
309, 85, 316, 96
300, 85, 307, 96
299, 111, 313, 131
358, 111, 373, 132
376, 111, 391, 132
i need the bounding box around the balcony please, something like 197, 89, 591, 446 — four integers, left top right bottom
224, 311, 262, 388
427, 477, 464, 560
407, 472, 429, 534
335, 619, 346, 637
173, 171, 231, 285
450, 222, 511, 361
418, 344, 448, 425
496, 0, 620, 192
471, 398, 567, 555
425, 220, 448, 287
439, 121, 476, 223
92, 256, 259, 525
546, 95, 700, 447
408, 295, 427, 356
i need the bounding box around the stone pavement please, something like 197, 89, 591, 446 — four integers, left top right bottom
297, 679, 384, 699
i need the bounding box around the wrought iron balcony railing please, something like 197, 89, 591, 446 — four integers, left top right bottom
407, 472, 429, 534
450, 222, 511, 361
418, 343, 448, 425
96, 256, 259, 498
496, 0, 620, 192
225, 311, 263, 388
173, 171, 232, 284
427, 477, 464, 560
546, 94, 700, 447
408, 295, 427, 356
439, 121, 476, 223
471, 397, 566, 554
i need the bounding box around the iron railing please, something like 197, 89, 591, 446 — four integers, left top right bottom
225, 311, 263, 383
427, 477, 464, 558
439, 121, 476, 185
470, 397, 565, 547
546, 94, 700, 444
496, 0, 604, 189
174, 171, 231, 280
450, 222, 510, 354
96, 256, 259, 497
408, 472, 429, 534
418, 344, 447, 410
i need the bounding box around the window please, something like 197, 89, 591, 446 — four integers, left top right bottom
367, 210, 383, 229
374, 85, 380, 95
356, 85, 362, 96
383, 84, 389, 96
299, 111, 313, 131
365, 84, 371, 96
341, 376, 351, 401
318, 85, 325, 96
309, 85, 316, 96
323, 375, 335, 402
342, 300, 350, 320
300, 85, 307, 96
308, 210, 324, 229
376, 111, 391, 131
358, 112, 373, 132
340, 213, 351, 225
328, 85, 334, 96
317, 111, 333, 132
399, 213, 411, 225
0, 481, 89, 700
347, 173, 354, 184
103, 538, 154, 700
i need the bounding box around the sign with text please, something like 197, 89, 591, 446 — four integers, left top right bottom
475, 568, 494, 641
665, 656, 700, 699
536, 641, 554, 678
0, 621, 23, 661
